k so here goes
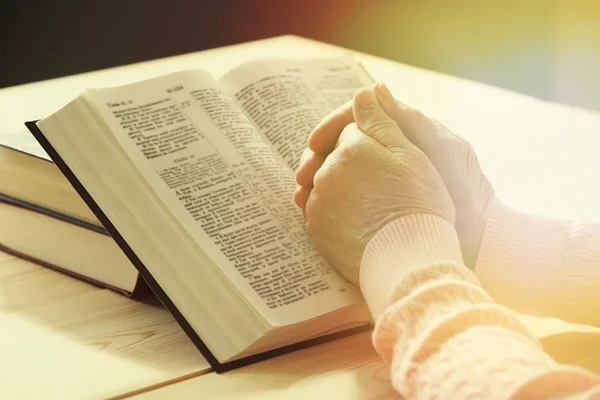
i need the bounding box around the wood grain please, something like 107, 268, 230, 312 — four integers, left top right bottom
0, 254, 210, 400
132, 331, 399, 400
130, 316, 600, 400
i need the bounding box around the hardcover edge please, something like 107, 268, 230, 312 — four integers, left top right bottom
0, 193, 108, 235
0, 242, 134, 297
26, 120, 371, 373
0, 195, 149, 297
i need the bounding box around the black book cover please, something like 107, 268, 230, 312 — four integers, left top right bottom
26, 120, 369, 373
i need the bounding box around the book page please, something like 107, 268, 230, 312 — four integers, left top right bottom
219, 55, 374, 171
0, 131, 52, 161
86, 70, 363, 326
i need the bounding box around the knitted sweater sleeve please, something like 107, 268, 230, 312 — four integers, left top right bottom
476, 198, 600, 327
360, 214, 600, 399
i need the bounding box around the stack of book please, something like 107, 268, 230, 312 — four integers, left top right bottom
0, 132, 145, 296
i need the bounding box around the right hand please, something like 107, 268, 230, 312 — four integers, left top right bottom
298, 83, 494, 268
374, 84, 494, 268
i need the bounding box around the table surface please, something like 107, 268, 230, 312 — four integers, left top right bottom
2, 35, 600, 399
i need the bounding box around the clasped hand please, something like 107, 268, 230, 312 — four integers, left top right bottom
294, 86, 454, 284
295, 83, 494, 284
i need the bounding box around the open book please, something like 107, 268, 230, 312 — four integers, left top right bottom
27, 55, 375, 370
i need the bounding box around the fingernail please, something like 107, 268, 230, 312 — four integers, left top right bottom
375, 82, 395, 102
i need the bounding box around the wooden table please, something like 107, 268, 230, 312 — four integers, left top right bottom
2, 36, 600, 399
2, 253, 600, 400
0, 251, 210, 399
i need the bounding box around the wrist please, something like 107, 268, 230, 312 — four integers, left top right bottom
456, 193, 495, 269
359, 214, 464, 319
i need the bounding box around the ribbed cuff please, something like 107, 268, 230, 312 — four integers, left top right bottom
359, 214, 464, 319
475, 198, 567, 316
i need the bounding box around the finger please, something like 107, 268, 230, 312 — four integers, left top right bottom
352, 87, 412, 149
333, 122, 363, 150
293, 185, 311, 217
373, 82, 438, 151
307, 100, 354, 154
311, 124, 363, 192
296, 147, 312, 183
296, 149, 326, 187
298, 146, 312, 168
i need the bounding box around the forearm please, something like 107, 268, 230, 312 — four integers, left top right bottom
362, 215, 600, 399
475, 198, 600, 326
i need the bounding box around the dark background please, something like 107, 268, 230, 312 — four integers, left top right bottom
2, 0, 600, 110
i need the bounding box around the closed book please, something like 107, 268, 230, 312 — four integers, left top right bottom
0, 134, 145, 296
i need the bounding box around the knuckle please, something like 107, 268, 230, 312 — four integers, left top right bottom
395, 144, 419, 160
392, 99, 405, 112
312, 165, 330, 190
462, 140, 475, 154
431, 118, 447, 132
450, 133, 474, 157
337, 137, 367, 162
337, 141, 357, 159
401, 148, 432, 174
406, 107, 425, 123
405, 108, 433, 135
337, 126, 363, 154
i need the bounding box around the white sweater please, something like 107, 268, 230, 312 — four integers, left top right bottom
360, 198, 600, 399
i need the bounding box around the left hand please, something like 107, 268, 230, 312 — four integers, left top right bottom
294, 87, 455, 284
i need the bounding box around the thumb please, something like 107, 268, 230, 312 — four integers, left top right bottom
352, 87, 412, 150
373, 82, 439, 154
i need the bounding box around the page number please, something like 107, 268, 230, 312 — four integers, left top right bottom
167, 85, 184, 94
